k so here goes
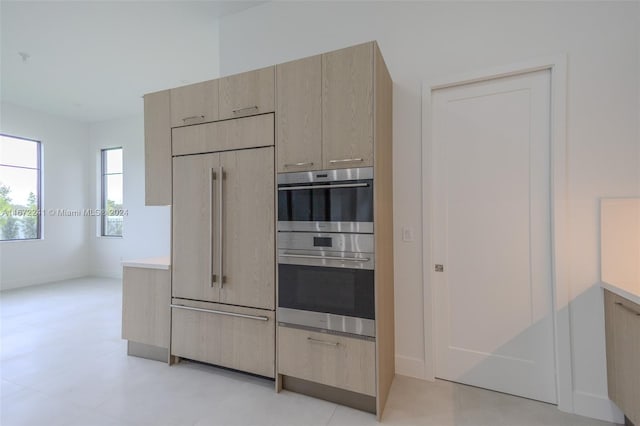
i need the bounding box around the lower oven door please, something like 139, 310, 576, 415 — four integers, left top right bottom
277, 260, 375, 337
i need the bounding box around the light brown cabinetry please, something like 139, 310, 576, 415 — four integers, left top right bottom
143, 40, 393, 418
219, 66, 275, 120
122, 266, 170, 356
172, 299, 275, 378
172, 114, 274, 156
170, 80, 219, 127
172, 153, 221, 303
275, 42, 394, 420
275, 43, 377, 172
276, 56, 322, 172
605, 290, 640, 425
278, 326, 376, 396
143, 90, 172, 206
322, 43, 374, 169
172, 146, 275, 309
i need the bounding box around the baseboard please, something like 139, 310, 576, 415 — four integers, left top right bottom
395, 355, 426, 379
0, 270, 88, 291
91, 268, 122, 279
573, 390, 625, 424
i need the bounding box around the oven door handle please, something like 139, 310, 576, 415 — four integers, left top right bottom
278, 183, 369, 191
279, 253, 370, 262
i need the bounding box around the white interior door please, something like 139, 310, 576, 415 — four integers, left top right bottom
432, 69, 557, 404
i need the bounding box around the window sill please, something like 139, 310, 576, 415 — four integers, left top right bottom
0, 238, 43, 244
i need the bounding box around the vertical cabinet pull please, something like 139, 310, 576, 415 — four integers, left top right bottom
210, 168, 217, 287
218, 165, 224, 288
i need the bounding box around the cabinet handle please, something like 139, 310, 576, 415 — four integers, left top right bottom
218, 166, 224, 288
329, 158, 364, 164
615, 301, 640, 316
307, 337, 340, 347
210, 168, 217, 287
284, 162, 314, 168
171, 304, 269, 321
182, 115, 205, 124
232, 106, 259, 115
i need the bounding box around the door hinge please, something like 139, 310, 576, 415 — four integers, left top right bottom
435, 264, 444, 272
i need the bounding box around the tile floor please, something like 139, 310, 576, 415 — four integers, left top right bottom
0, 277, 619, 426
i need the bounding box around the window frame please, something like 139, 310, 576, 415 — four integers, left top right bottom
0, 133, 42, 242
100, 147, 123, 237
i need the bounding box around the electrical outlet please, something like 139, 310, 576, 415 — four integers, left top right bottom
402, 227, 414, 242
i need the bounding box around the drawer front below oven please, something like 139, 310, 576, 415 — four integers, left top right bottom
277, 325, 376, 396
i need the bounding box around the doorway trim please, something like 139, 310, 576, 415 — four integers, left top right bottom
420, 54, 572, 413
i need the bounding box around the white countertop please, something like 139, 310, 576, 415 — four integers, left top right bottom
122, 256, 170, 270
601, 281, 640, 306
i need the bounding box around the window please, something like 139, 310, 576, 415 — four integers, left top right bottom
101, 147, 123, 237
0, 134, 42, 241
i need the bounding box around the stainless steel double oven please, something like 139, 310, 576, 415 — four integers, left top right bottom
277, 167, 375, 338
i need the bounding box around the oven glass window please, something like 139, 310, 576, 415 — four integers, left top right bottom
278, 179, 373, 223
278, 264, 375, 319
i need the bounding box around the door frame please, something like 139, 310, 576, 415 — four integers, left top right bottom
421, 54, 572, 413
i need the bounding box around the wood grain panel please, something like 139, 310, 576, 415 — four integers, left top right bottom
172, 114, 274, 156
122, 266, 170, 348
373, 41, 395, 420
322, 42, 374, 169
172, 153, 221, 302
278, 326, 376, 396
219, 147, 275, 310
219, 67, 275, 120
170, 80, 219, 127
171, 299, 275, 378
605, 289, 640, 424
276, 55, 322, 172
144, 90, 172, 206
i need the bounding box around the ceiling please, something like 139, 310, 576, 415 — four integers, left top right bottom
1, 1, 264, 122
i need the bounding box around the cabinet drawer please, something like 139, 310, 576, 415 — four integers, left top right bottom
278, 326, 376, 396
171, 299, 275, 378
219, 66, 275, 120
170, 80, 219, 127
172, 114, 274, 156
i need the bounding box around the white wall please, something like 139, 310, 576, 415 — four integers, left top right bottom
218, 2, 640, 422
0, 102, 91, 289
88, 115, 170, 278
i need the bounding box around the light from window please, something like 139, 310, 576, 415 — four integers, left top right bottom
101, 147, 123, 237
0, 134, 42, 241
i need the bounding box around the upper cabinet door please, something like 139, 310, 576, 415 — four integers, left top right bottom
170, 80, 219, 127
276, 56, 322, 173
172, 153, 222, 303
322, 43, 374, 169
219, 66, 275, 120
219, 147, 275, 310
144, 90, 172, 206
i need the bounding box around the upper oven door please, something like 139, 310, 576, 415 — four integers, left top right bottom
277, 167, 373, 233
